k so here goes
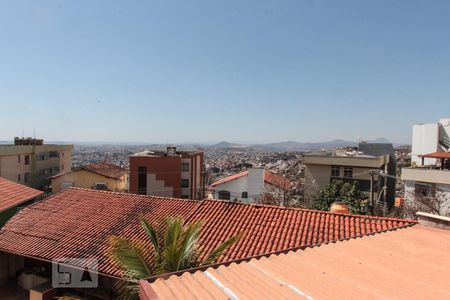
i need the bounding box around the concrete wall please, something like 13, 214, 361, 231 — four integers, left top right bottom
304, 164, 375, 194
51, 169, 128, 193
404, 180, 450, 217
0, 155, 32, 183
411, 123, 439, 166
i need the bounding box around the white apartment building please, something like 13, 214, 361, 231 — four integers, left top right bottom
411, 118, 450, 166
403, 118, 450, 217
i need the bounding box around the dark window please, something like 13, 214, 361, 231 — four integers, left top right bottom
95, 182, 107, 190
181, 195, 189, 199
25, 155, 30, 165
24, 172, 29, 183
343, 167, 353, 178
18, 155, 21, 163
218, 190, 230, 200
331, 166, 340, 177
241, 191, 248, 198
49, 151, 58, 158
181, 179, 189, 188
62, 164, 64, 171
138, 166, 147, 194
181, 162, 190, 172
415, 183, 435, 198
18, 174, 21, 182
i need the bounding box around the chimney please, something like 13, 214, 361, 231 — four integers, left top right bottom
166, 146, 176, 157
330, 202, 349, 214
247, 168, 265, 198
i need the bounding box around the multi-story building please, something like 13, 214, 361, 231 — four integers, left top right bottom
303, 142, 396, 208
129, 146, 204, 199
0, 137, 73, 190
402, 118, 450, 217
411, 118, 450, 166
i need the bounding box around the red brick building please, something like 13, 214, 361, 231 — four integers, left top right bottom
130, 147, 204, 199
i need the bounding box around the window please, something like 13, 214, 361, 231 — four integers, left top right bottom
218, 190, 230, 200
18, 174, 21, 182
38, 152, 47, 160
415, 183, 435, 198
25, 155, 30, 165
138, 166, 147, 194
343, 167, 353, 178
181, 162, 190, 172
62, 164, 64, 171
241, 191, 248, 198
24, 172, 29, 183
181, 179, 189, 188
181, 195, 189, 199
331, 166, 340, 177
49, 151, 58, 158
48, 167, 53, 174
18, 155, 21, 163
95, 182, 107, 190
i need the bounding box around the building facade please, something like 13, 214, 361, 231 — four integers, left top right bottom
51, 162, 128, 193
0, 138, 73, 190
129, 147, 204, 199
411, 118, 450, 166
209, 168, 291, 205
303, 143, 395, 208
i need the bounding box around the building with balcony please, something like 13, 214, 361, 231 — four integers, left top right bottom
411, 118, 450, 166
303, 142, 396, 207
50, 161, 128, 193
402, 152, 450, 217
0, 137, 73, 190
129, 146, 204, 199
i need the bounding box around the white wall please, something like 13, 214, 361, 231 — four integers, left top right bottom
211, 176, 251, 203
411, 123, 439, 166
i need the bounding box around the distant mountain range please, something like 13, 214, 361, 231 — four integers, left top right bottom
207, 138, 396, 152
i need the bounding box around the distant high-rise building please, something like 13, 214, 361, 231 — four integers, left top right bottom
129, 147, 204, 199
0, 137, 73, 190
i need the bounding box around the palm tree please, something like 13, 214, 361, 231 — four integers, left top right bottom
108, 216, 241, 300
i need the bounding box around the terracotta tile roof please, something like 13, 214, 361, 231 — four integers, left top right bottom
0, 177, 43, 213
51, 162, 128, 180
211, 170, 291, 189
142, 225, 450, 300
0, 189, 416, 278
83, 162, 128, 179
0, 188, 200, 277
189, 200, 414, 262
263, 171, 291, 190
418, 151, 450, 159
210, 171, 248, 187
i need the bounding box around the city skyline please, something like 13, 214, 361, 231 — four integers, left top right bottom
1, 1, 450, 144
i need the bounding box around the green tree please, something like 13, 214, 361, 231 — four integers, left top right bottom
312, 181, 368, 214
108, 216, 241, 299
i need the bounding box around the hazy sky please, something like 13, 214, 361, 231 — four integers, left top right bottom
1, 1, 449, 144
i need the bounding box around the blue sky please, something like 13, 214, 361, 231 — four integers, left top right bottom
1, 0, 449, 144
